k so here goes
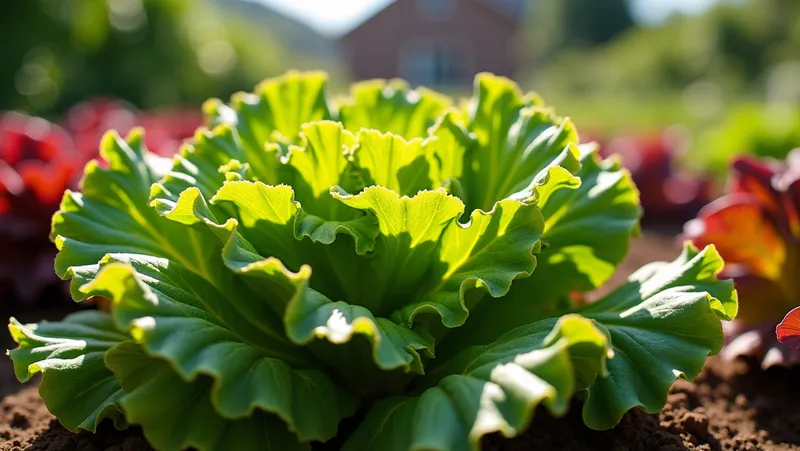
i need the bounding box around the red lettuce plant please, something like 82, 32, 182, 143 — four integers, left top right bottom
65, 99, 139, 161
1, 102, 200, 304
136, 110, 205, 156
0, 113, 78, 301
684, 149, 800, 366
602, 128, 713, 226
65, 99, 203, 159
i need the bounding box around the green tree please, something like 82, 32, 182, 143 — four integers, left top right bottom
0, 0, 288, 115
522, 0, 635, 63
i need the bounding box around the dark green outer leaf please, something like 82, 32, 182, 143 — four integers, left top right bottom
106, 342, 312, 451
343, 315, 609, 451
8, 311, 129, 433
579, 243, 736, 429
82, 259, 357, 443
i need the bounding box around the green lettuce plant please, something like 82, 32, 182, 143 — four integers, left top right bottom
7, 71, 737, 451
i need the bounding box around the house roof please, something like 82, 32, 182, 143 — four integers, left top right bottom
211, 0, 340, 57
339, 0, 527, 39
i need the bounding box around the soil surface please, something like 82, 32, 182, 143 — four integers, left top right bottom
0, 291, 85, 400
1, 232, 798, 450
0, 387, 152, 451
485, 356, 800, 451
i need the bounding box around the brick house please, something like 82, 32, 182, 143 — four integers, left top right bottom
339, 0, 525, 87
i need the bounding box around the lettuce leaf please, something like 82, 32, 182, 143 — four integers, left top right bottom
9, 311, 128, 432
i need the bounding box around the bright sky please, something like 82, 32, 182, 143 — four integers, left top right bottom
255, 0, 720, 36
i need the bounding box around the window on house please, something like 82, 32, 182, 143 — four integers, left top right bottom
401, 43, 470, 87
415, 0, 456, 22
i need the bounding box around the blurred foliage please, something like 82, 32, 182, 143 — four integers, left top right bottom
692, 104, 800, 177
526, 0, 800, 101
0, 0, 297, 116
521, 0, 800, 173
521, 0, 634, 64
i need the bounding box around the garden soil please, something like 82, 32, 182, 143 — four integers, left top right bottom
1, 232, 798, 451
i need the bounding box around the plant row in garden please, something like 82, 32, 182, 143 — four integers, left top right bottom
6, 71, 740, 450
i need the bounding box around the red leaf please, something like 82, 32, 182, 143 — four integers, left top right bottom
684, 194, 786, 281
777, 307, 800, 351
